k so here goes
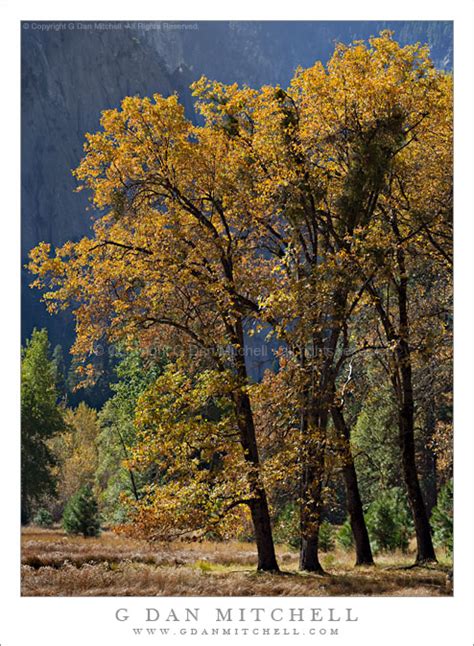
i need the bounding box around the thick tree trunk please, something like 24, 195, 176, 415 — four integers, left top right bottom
299, 406, 326, 573
234, 386, 279, 571
249, 490, 280, 572
331, 405, 374, 566
395, 237, 437, 564
232, 320, 279, 573
299, 474, 325, 573
300, 535, 323, 572
399, 418, 437, 563
398, 356, 437, 563
298, 316, 344, 573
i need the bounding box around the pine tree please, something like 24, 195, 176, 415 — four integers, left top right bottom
21, 328, 66, 523
62, 484, 101, 537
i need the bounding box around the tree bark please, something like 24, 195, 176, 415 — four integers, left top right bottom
395, 232, 437, 564
249, 489, 280, 572
300, 534, 323, 572
397, 345, 437, 563
298, 311, 344, 573
234, 387, 279, 571
299, 404, 326, 573
232, 320, 280, 572
331, 404, 374, 566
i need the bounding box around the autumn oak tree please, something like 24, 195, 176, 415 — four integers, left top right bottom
29, 93, 280, 571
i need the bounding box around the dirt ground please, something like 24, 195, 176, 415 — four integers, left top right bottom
21, 527, 452, 597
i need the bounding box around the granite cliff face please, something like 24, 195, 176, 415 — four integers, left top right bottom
21, 21, 452, 373
22, 28, 190, 254
21, 26, 193, 342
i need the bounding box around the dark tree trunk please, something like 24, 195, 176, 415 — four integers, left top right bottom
234, 385, 279, 572
331, 405, 374, 566
232, 320, 280, 573
395, 233, 437, 564
298, 314, 344, 573
299, 405, 326, 573
300, 535, 324, 572
249, 490, 280, 572
398, 352, 437, 563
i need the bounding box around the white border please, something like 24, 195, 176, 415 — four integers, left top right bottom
2, 1, 472, 645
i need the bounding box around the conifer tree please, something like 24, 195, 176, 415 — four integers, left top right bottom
21, 328, 66, 523
62, 484, 101, 537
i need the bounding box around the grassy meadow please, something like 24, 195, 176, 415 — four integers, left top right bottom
21, 527, 452, 597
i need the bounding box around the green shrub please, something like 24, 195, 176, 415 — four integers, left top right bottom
365, 488, 412, 553
273, 503, 299, 549
431, 480, 453, 555
273, 507, 337, 552
33, 508, 53, 528
337, 517, 354, 549
62, 485, 101, 537
318, 520, 335, 552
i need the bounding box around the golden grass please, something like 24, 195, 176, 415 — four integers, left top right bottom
21, 527, 452, 597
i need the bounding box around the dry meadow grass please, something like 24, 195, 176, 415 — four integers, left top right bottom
21, 527, 452, 597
